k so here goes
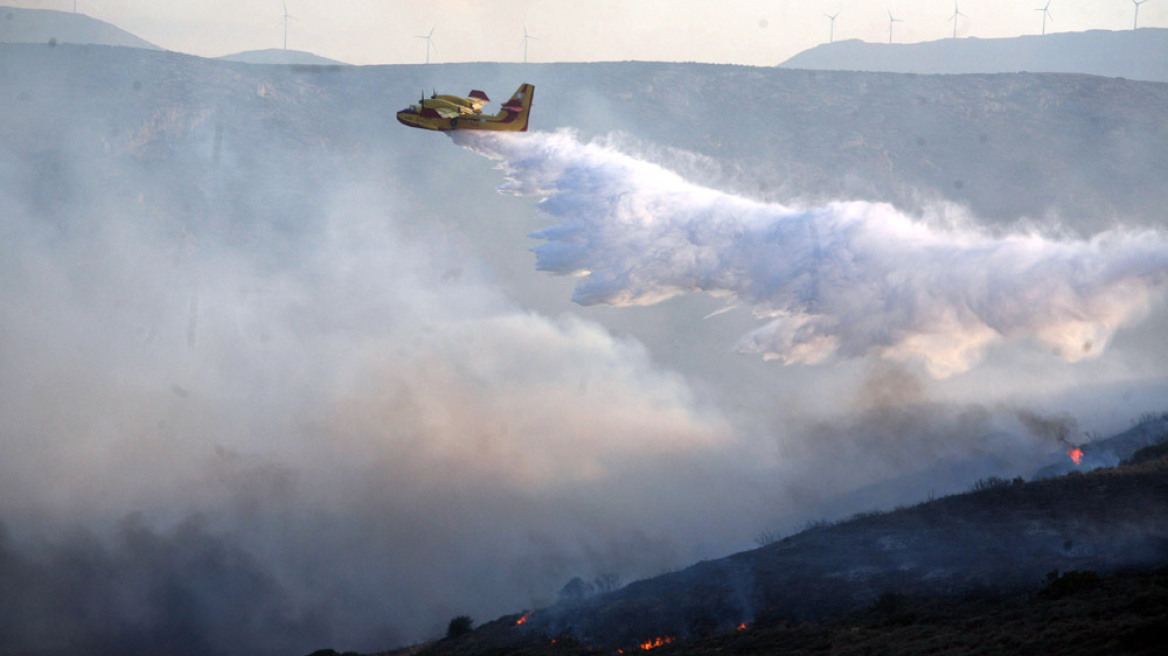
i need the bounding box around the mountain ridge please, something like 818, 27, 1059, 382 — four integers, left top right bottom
217, 48, 348, 66
0, 5, 159, 50
781, 28, 1168, 83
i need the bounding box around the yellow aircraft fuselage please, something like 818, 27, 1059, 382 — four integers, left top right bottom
396, 83, 534, 132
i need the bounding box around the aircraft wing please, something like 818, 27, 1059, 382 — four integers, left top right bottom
433, 106, 462, 119
468, 90, 490, 111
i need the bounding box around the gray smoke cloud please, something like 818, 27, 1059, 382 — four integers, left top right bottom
0, 167, 742, 651
0, 53, 767, 652
5, 44, 1165, 656
454, 130, 1168, 379
1015, 409, 1078, 443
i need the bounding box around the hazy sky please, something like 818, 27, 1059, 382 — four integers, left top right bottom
10, 0, 1168, 65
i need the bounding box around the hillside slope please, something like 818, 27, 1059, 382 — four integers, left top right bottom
418, 443, 1168, 652
7, 44, 1168, 230
414, 570, 1168, 656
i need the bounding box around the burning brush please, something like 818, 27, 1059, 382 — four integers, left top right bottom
1060, 437, 1084, 466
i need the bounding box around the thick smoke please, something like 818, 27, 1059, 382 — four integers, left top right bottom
0, 515, 328, 656
1015, 408, 1077, 443
0, 48, 763, 655
6, 45, 1165, 656
454, 130, 1168, 378
0, 169, 741, 652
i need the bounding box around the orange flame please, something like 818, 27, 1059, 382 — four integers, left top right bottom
639, 636, 674, 650
515, 612, 532, 626
736, 622, 748, 631
1058, 436, 1084, 466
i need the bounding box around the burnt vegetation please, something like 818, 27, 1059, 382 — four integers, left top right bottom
367, 438, 1168, 656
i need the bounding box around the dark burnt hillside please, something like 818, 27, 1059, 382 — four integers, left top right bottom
381, 570, 1168, 656
394, 446, 1168, 655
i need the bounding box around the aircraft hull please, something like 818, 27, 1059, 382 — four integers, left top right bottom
395, 112, 525, 131
396, 84, 533, 132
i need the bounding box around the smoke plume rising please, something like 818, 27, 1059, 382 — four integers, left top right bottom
455, 130, 1168, 378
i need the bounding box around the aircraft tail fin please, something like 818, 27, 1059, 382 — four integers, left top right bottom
498, 83, 534, 132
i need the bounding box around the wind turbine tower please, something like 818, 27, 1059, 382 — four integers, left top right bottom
1131, 0, 1152, 30
416, 27, 437, 64
826, 12, 840, 44
887, 10, 903, 44
1036, 1, 1053, 35
281, 1, 295, 50
949, 2, 967, 38
521, 22, 537, 63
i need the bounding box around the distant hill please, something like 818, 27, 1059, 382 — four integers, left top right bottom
0, 6, 158, 49
781, 29, 1168, 83
217, 48, 348, 66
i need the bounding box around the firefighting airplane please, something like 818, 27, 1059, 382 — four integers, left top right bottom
396, 83, 534, 132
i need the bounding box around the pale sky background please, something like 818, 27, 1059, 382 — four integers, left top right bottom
8, 0, 1168, 65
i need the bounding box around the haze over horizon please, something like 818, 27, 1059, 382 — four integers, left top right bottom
4, 0, 1168, 65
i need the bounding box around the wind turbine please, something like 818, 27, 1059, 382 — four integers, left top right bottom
826, 12, 840, 44
1035, 1, 1053, 35
520, 22, 537, 63
887, 10, 903, 44
949, 2, 967, 38
1131, 0, 1152, 30
415, 27, 437, 64
281, 1, 296, 50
